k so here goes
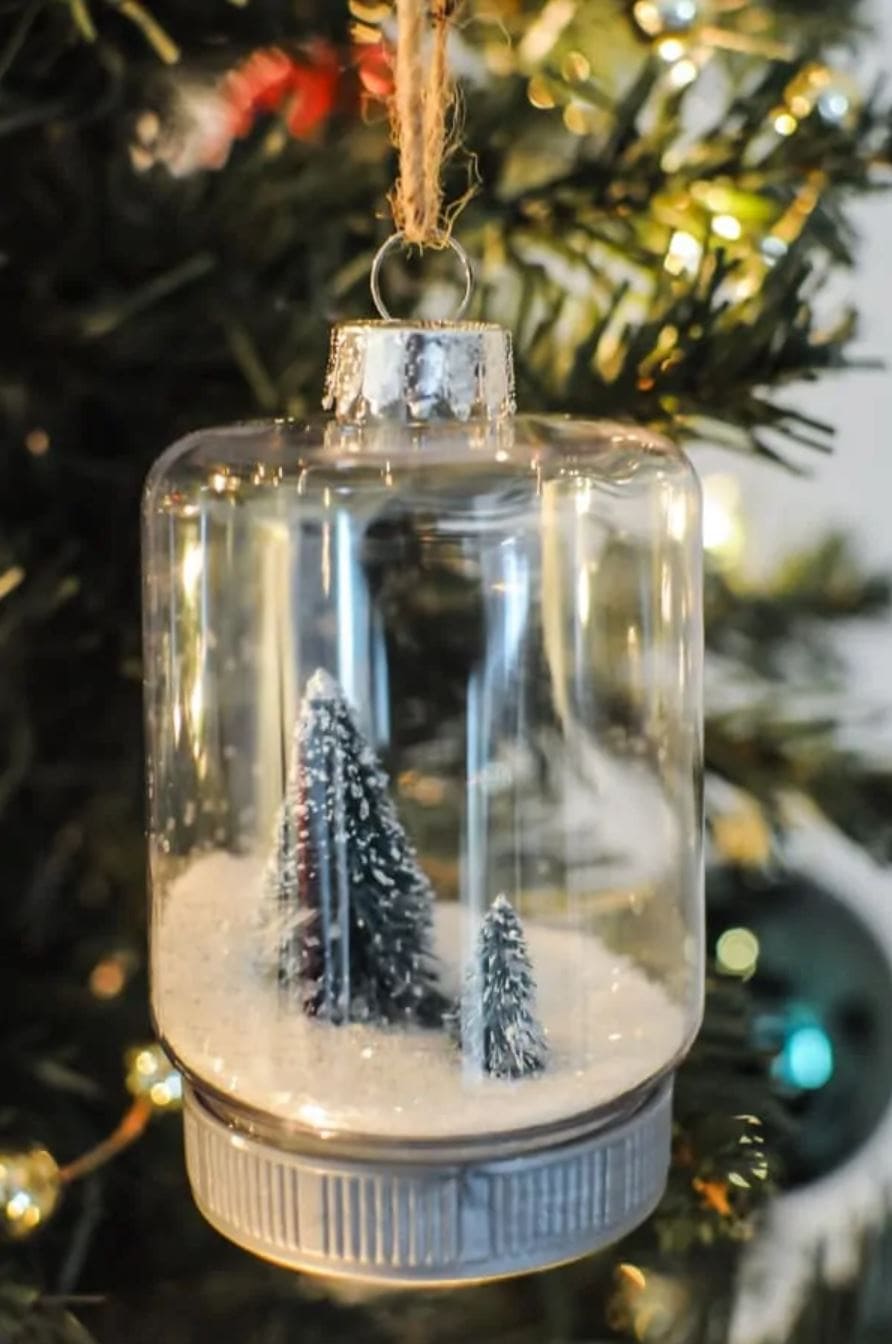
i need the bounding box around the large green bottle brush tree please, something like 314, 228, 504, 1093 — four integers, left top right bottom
258, 668, 445, 1025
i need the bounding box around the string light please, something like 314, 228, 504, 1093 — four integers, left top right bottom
712, 213, 743, 242
609, 1262, 692, 1340
561, 50, 591, 82
0, 1149, 61, 1240
716, 927, 760, 979
89, 952, 131, 999
657, 37, 687, 62
564, 102, 597, 135
773, 111, 798, 137
783, 63, 861, 130
527, 76, 556, 109
667, 57, 699, 89
664, 229, 703, 278
632, 0, 700, 40
25, 428, 50, 456
630, 0, 797, 90
712, 801, 772, 867
0, 1044, 180, 1241
125, 1043, 184, 1110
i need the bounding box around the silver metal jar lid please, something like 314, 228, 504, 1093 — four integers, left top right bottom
183, 1077, 673, 1284
323, 320, 517, 425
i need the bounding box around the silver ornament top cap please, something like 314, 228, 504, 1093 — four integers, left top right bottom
323, 321, 516, 424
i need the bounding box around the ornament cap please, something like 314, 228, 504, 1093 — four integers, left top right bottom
182, 1076, 672, 1283
323, 320, 516, 424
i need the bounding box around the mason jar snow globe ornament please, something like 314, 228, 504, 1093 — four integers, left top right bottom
143, 239, 704, 1282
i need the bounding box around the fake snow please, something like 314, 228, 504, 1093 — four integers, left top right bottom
154, 852, 689, 1140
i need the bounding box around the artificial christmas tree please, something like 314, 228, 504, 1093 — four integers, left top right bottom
4, 0, 892, 1336
454, 895, 547, 1081
258, 667, 444, 1025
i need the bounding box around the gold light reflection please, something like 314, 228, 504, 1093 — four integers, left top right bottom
299, 1101, 334, 1130
209, 470, 237, 494
666, 492, 689, 543
660, 563, 673, 623
181, 542, 203, 604
321, 486, 333, 596
577, 565, 591, 628
189, 674, 204, 738
626, 623, 641, 670
321, 532, 332, 601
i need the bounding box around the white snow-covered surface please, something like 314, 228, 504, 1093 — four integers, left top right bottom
154, 852, 688, 1139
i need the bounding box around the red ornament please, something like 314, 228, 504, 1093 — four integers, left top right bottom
222, 47, 294, 138
135, 35, 396, 178
355, 41, 394, 102
218, 43, 341, 143
284, 44, 341, 138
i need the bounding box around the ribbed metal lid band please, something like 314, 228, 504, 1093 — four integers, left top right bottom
183, 1079, 672, 1283
322, 321, 516, 425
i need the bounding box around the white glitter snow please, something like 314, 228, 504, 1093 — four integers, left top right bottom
154, 852, 688, 1139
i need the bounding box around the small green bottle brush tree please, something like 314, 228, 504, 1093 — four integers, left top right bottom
450, 893, 548, 1080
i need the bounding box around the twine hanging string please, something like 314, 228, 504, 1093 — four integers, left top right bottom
391, 0, 455, 247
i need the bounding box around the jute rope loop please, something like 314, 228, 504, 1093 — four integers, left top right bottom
390, 0, 454, 247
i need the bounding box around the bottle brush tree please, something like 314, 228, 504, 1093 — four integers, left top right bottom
259, 668, 445, 1026
454, 894, 548, 1079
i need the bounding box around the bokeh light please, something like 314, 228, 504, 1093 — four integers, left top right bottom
778, 1024, 835, 1091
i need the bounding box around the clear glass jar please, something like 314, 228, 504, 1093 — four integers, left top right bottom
143, 322, 703, 1281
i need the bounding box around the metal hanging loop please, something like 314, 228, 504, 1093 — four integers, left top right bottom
370, 232, 474, 321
